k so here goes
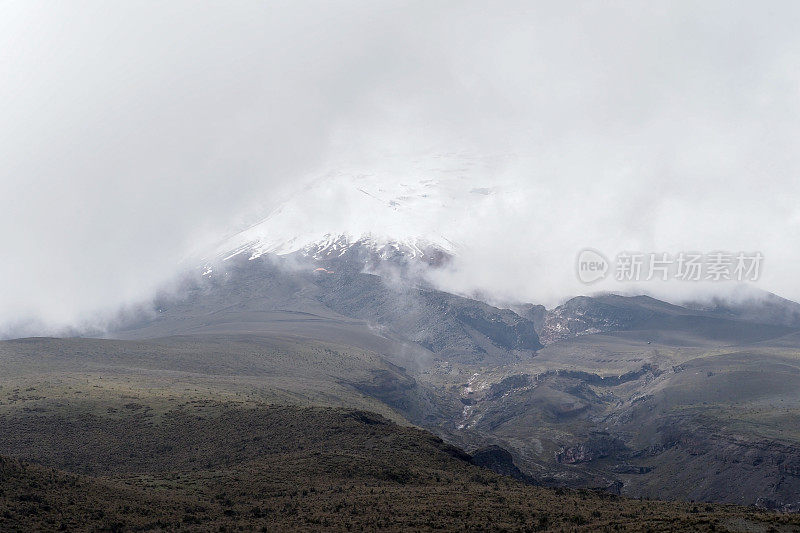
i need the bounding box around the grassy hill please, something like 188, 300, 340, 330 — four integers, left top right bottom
0, 335, 430, 424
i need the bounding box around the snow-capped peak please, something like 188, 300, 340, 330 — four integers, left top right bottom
223, 231, 456, 262
216, 154, 505, 263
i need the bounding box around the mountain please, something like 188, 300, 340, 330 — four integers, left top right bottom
538, 292, 800, 345
12, 168, 800, 512
116, 253, 542, 366
684, 290, 800, 328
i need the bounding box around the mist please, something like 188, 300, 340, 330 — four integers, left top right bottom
3, 1, 800, 334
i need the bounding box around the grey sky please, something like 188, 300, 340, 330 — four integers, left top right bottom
2, 1, 800, 332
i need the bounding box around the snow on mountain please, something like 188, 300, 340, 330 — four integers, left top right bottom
216, 154, 508, 263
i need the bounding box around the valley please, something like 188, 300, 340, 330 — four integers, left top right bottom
1, 337, 798, 531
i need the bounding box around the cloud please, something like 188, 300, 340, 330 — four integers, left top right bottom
2, 1, 800, 334
0, 0, 415, 332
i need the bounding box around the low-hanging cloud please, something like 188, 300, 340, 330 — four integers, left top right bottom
2, 1, 800, 335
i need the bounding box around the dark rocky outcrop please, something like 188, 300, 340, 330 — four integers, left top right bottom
556, 434, 628, 464
486, 374, 531, 400
470, 445, 530, 482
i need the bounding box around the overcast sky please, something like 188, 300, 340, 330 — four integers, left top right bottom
2, 1, 800, 334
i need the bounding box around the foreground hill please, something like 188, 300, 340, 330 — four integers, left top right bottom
1, 402, 797, 532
